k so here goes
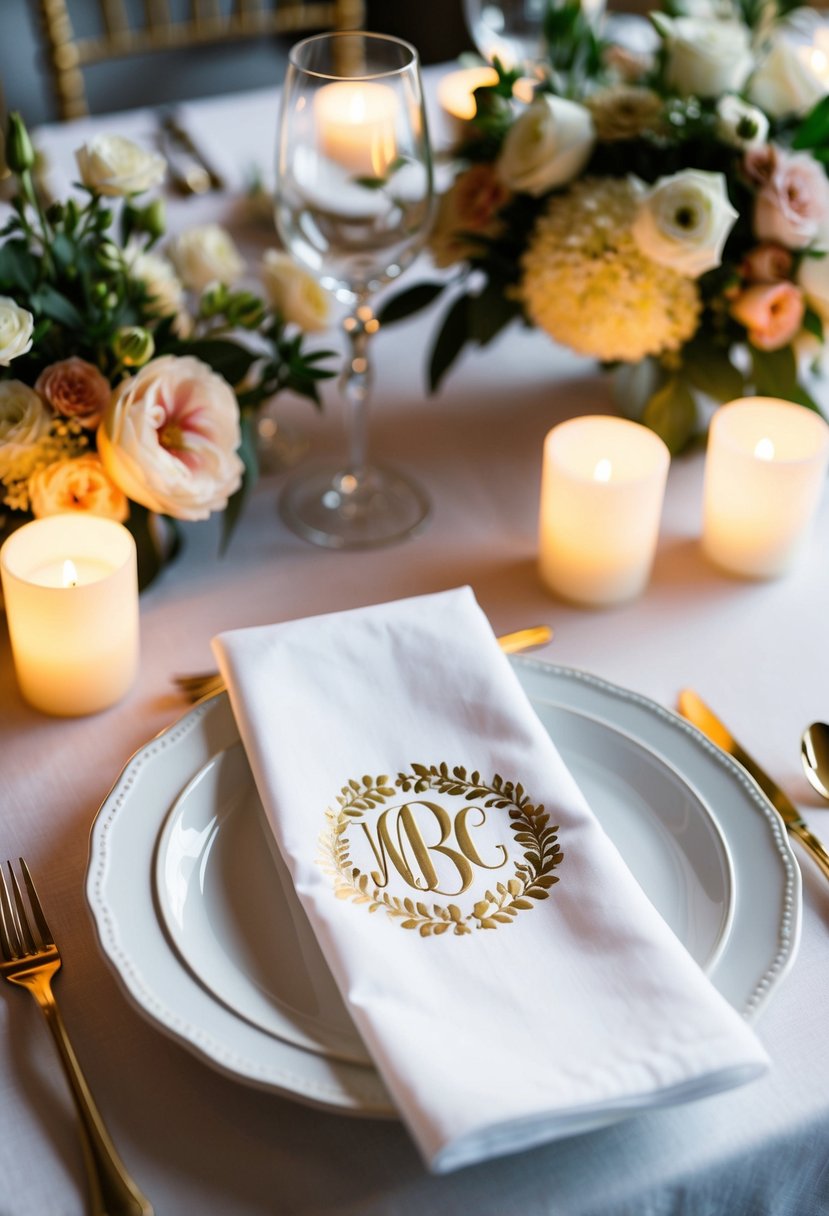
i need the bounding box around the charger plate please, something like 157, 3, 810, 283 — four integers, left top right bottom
86, 660, 801, 1116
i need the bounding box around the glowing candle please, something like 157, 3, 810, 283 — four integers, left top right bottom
437, 66, 499, 123
538, 416, 670, 607
315, 81, 398, 176
0, 515, 139, 715
702, 397, 829, 578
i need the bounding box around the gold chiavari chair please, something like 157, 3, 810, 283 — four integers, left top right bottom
34, 0, 366, 121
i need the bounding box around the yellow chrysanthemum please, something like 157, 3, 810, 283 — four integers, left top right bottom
519, 177, 701, 363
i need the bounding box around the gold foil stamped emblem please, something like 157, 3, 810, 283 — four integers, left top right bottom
318, 764, 563, 936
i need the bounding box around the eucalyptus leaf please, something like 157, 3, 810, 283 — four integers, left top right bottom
750, 344, 797, 400
29, 284, 84, 328
681, 338, 745, 402
0, 240, 38, 292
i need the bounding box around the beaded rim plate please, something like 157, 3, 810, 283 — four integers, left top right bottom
86, 660, 801, 1115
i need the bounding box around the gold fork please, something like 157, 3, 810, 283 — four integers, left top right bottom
173, 624, 555, 703
0, 859, 153, 1216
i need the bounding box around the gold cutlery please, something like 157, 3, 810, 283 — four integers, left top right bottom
174, 624, 554, 703
160, 112, 225, 193
801, 721, 829, 802
0, 859, 153, 1216
678, 689, 829, 882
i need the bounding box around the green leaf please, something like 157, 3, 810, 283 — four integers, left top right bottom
125, 504, 176, 591
803, 307, 824, 343
466, 281, 521, 347
793, 96, 829, 151
641, 376, 698, 454
428, 293, 470, 392
0, 240, 39, 292
29, 284, 84, 328
681, 338, 745, 403
220, 411, 257, 553
750, 343, 797, 400
166, 338, 259, 386
378, 281, 447, 326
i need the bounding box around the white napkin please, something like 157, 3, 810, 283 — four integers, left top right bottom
213, 587, 768, 1173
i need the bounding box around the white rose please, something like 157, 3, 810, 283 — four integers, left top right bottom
29, 455, 129, 522
260, 251, 332, 332
655, 16, 753, 99
76, 135, 166, 196
0, 381, 49, 477
715, 95, 769, 149
496, 95, 595, 197
749, 37, 827, 119
632, 169, 738, 277
0, 297, 34, 366
97, 355, 244, 522
169, 224, 245, 293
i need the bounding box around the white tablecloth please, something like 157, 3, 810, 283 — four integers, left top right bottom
1, 74, 828, 1216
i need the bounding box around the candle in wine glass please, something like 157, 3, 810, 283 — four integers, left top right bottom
538, 416, 670, 607
0, 514, 139, 715
315, 81, 398, 176
702, 397, 829, 578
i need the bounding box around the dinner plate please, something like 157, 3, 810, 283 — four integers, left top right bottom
153, 711, 734, 1066
86, 661, 801, 1116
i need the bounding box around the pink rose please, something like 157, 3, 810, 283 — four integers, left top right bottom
741, 243, 793, 283
35, 356, 111, 429
29, 454, 129, 521
97, 354, 243, 521
754, 150, 829, 250
430, 163, 511, 268
730, 281, 805, 350
742, 144, 776, 188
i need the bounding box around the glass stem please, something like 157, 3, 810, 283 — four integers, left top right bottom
341, 296, 379, 477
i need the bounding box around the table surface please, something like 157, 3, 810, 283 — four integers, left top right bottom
2, 73, 829, 1216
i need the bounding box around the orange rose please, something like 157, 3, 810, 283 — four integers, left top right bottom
730, 281, 805, 351
29, 454, 129, 521
35, 357, 111, 429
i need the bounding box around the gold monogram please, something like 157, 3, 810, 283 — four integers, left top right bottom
360, 800, 509, 896
318, 764, 563, 936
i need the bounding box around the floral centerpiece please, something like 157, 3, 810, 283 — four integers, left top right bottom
0, 116, 335, 585
385, 0, 829, 451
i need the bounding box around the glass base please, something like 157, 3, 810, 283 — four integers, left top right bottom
279, 463, 431, 549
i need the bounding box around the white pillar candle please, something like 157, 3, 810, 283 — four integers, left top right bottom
538, 416, 670, 607
315, 81, 398, 177
0, 514, 139, 716
702, 397, 829, 578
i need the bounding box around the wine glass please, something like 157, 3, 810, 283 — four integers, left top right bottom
462, 0, 547, 69
274, 31, 434, 549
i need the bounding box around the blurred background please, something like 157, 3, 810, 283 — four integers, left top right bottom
0, 0, 471, 128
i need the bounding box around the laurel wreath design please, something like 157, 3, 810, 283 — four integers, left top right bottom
317, 764, 563, 936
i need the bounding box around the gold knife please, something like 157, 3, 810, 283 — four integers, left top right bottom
678, 688, 829, 881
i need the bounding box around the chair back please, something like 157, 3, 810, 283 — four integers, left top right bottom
34, 0, 366, 120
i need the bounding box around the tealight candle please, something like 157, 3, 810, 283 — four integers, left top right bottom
0, 514, 139, 716
315, 81, 398, 176
538, 416, 670, 607
702, 397, 829, 578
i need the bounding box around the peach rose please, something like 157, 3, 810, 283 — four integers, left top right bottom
730, 281, 805, 350
97, 354, 243, 521
430, 164, 511, 268
29, 454, 129, 521
35, 357, 111, 429
741, 243, 793, 284
754, 150, 829, 250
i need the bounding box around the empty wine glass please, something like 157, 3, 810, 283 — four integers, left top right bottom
274, 31, 434, 549
462, 0, 547, 69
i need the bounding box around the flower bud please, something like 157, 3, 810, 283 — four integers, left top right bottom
199, 281, 229, 318
5, 112, 35, 173
135, 198, 166, 240
228, 291, 265, 329
113, 326, 155, 367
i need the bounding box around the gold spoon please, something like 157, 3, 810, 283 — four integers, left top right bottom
801, 721, 829, 801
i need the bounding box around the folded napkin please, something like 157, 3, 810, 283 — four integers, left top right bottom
213, 587, 768, 1172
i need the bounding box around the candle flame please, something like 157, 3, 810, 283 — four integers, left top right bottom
593, 458, 612, 483
754, 437, 775, 461
62, 559, 79, 588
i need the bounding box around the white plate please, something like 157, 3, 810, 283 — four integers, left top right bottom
86, 661, 801, 1115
